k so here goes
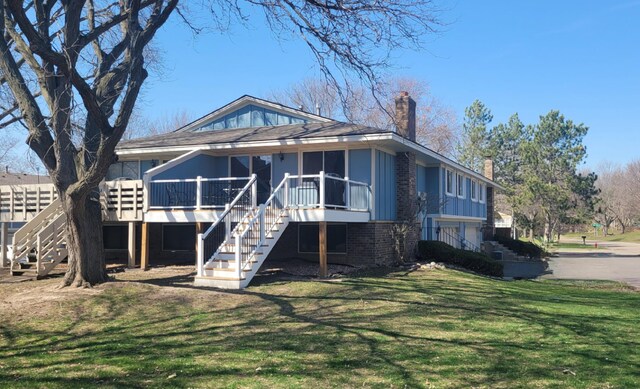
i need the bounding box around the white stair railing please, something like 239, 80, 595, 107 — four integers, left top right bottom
197, 175, 257, 276
233, 173, 290, 278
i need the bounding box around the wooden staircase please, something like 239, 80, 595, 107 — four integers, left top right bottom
10, 199, 68, 279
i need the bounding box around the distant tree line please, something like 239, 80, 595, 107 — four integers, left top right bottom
593, 160, 640, 235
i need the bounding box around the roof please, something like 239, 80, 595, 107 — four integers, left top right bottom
119, 120, 389, 150
174, 95, 333, 133
0, 172, 51, 185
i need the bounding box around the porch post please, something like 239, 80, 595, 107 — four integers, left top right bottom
319, 221, 327, 277
127, 221, 136, 268
1, 222, 8, 268
140, 222, 149, 270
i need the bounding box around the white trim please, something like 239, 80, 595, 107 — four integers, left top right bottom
456, 173, 465, 199
143, 149, 201, 181
479, 183, 486, 203
445, 168, 454, 196
430, 214, 486, 222
471, 179, 478, 202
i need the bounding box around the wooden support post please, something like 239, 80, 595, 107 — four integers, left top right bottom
319, 221, 327, 278
1, 222, 8, 268
140, 222, 149, 270
127, 222, 136, 268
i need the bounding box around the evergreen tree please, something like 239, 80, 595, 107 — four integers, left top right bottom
457, 100, 493, 172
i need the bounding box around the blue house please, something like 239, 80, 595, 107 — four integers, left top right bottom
0, 93, 498, 288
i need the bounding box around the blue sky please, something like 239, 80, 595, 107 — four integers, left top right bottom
137, 0, 640, 169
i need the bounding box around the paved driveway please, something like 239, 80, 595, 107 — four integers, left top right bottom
542, 240, 640, 288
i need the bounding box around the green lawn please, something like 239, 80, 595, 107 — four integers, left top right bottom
563, 230, 640, 243
1, 267, 639, 388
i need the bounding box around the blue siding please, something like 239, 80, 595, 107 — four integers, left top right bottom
198, 104, 309, 131
441, 167, 487, 218
349, 149, 371, 184
140, 160, 159, 176
272, 152, 298, 185
416, 165, 427, 192
374, 150, 396, 220
154, 155, 226, 180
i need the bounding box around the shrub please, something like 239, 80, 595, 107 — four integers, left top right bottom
493, 235, 545, 259
417, 241, 503, 277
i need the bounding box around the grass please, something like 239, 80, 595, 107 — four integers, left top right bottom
0, 267, 639, 388
563, 230, 640, 243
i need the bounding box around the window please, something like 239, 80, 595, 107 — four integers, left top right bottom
457, 174, 465, 198
445, 169, 454, 195
479, 184, 485, 203
471, 180, 477, 201
298, 224, 347, 253
303, 150, 345, 178
106, 161, 139, 180
162, 224, 196, 251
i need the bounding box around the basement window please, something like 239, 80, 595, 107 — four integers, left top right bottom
298, 224, 347, 254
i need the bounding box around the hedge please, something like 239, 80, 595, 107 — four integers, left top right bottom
417, 240, 503, 277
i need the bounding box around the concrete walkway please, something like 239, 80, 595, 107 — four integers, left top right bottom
541, 239, 640, 288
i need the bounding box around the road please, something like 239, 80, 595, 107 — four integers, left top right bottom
542, 239, 640, 288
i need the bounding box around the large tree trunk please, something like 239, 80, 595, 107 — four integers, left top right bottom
61, 189, 107, 287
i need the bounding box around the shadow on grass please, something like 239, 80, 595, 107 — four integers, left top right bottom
1, 267, 639, 388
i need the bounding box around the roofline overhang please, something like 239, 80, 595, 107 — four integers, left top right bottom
116, 131, 504, 189
388, 133, 505, 190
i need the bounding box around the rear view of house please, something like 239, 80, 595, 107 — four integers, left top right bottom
0, 93, 498, 288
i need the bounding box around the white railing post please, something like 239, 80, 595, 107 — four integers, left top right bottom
22, 187, 27, 220
196, 176, 202, 210
319, 171, 325, 208
36, 234, 42, 276
225, 203, 231, 241
251, 174, 257, 207
344, 176, 350, 210
197, 233, 204, 277
142, 174, 150, 212
235, 234, 242, 278
283, 173, 290, 209
259, 204, 265, 243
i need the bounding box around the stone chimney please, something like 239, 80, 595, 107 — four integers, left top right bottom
395, 91, 416, 141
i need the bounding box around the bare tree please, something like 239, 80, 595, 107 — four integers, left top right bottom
0, 1, 441, 286
0, 1, 178, 286
271, 76, 459, 156
124, 109, 192, 140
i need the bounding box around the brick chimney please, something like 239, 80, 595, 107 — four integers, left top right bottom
483, 156, 495, 241
483, 156, 494, 180
395, 91, 416, 141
